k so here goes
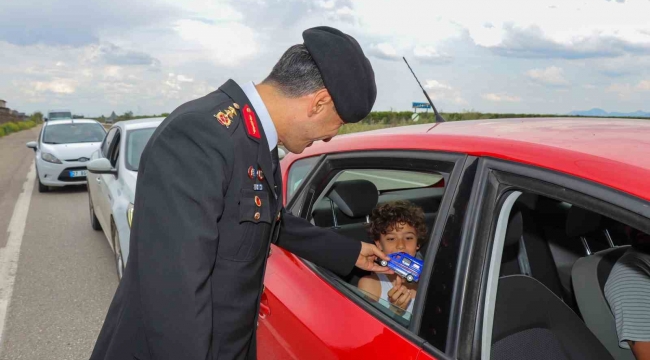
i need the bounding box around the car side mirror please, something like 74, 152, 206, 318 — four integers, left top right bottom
87, 158, 117, 175
278, 147, 286, 160
26, 141, 37, 151
43, 117, 48, 122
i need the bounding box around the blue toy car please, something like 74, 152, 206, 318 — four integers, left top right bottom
379, 252, 424, 283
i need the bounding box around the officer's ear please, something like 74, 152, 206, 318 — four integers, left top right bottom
308, 89, 334, 117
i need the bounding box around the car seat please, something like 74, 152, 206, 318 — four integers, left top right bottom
572, 246, 634, 360
500, 206, 565, 301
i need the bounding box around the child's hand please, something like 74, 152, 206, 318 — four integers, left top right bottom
387, 276, 416, 311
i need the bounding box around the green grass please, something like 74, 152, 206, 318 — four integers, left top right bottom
0, 121, 37, 137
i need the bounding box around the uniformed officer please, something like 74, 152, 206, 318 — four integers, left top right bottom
90, 26, 387, 360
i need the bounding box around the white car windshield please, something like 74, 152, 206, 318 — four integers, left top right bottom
43, 123, 106, 144
125, 127, 156, 171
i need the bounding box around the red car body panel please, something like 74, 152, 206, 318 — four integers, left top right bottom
263, 118, 650, 359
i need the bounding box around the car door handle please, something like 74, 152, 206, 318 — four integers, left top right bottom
259, 292, 271, 319
259, 303, 271, 319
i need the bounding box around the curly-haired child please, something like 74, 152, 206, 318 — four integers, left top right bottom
357, 200, 428, 317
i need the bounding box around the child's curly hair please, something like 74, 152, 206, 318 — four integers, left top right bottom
367, 200, 428, 246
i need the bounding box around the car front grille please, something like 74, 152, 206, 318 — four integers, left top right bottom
57, 166, 87, 182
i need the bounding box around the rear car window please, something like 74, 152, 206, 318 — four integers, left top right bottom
43, 123, 106, 144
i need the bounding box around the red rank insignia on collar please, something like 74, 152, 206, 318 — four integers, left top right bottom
242, 104, 261, 140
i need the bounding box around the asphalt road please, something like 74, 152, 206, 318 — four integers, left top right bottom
0, 128, 117, 359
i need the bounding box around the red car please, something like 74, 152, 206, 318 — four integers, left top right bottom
257, 118, 650, 360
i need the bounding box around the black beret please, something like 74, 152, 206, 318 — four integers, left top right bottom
303, 26, 376, 123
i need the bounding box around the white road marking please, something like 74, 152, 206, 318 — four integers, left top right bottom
0, 162, 36, 351
344, 171, 430, 187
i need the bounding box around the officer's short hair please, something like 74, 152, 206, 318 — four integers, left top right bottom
263, 44, 325, 98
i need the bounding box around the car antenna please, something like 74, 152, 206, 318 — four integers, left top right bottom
403, 57, 445, 123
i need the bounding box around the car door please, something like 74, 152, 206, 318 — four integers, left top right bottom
446, 158, 650, 360
91, 128, 118, 235
257, 151, 477, 360
97, 129, 121, 243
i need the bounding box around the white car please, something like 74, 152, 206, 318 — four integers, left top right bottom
26, 119, 106, 193
86, 117, 164, 279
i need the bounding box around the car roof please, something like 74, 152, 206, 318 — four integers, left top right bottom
285, 117, 650, 201
111, 117, 165, 131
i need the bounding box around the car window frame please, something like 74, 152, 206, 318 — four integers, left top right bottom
458, 157, 650, 360
108, 129, 121, 171
287, 149, 469, 359
102, 128, 118, 158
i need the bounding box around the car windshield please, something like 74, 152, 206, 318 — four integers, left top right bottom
42, 123, 106, 144
49, 112, 72, 120
125, 127, 156, 171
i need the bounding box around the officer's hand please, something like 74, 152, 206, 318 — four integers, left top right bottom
355, 242, 394, 274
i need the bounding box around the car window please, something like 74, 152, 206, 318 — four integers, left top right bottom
102, 128, 118, 157
48, 111, 72, 121
336, 169, 443, 191
311, 168, 445, 229
125, 128, 156, 171
109, 131, 121, 168
42, 123, 106, 145
481, 189, 642, 359
286, 156, 319, 202
308, 166, 450, 330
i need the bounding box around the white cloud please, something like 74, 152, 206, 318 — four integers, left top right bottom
482, 93, 522, 102
526, 66, 569, 86
424, 80, 467, 105
368, 43, 401, 61
637, 80, 650, 91
32, 79, 77, 94
173, 19, 258, 66
176, 75, 194, 83
413, 45, 452, 63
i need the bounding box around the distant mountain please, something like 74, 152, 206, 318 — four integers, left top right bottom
568, 108, 650, 118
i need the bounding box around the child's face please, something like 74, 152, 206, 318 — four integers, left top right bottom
375, 222, 419, 257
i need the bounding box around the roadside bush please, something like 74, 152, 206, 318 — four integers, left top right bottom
0, 121, 37, 137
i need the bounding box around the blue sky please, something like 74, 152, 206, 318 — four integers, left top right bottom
1, 0, 650, 117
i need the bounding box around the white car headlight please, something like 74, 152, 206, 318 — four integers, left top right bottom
127, 203, 134, 228
41, 152, 62, 164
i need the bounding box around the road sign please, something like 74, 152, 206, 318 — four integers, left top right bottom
412, 102, 431, 109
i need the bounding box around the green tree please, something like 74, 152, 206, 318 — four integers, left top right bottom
29, 111, 43, 123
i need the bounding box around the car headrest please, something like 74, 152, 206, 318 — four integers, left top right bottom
505, 211, 523, 247
566, 206, 602, 238
328, 179, 378, 218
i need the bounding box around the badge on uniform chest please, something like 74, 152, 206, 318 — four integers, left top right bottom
248, 166, 265, 191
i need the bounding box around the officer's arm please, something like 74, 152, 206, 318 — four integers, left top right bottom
135, 113, 231, 360
275, 210, 361, 276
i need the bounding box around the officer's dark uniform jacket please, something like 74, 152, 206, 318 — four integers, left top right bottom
90, 80, 362, 360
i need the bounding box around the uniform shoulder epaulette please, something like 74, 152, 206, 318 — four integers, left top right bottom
212, 101, 241, 135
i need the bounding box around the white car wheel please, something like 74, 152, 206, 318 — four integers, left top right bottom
406, 274, 414, 282
380, 260, 388, 267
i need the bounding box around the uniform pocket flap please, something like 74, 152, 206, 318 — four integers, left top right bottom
239, 189, 271, 224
